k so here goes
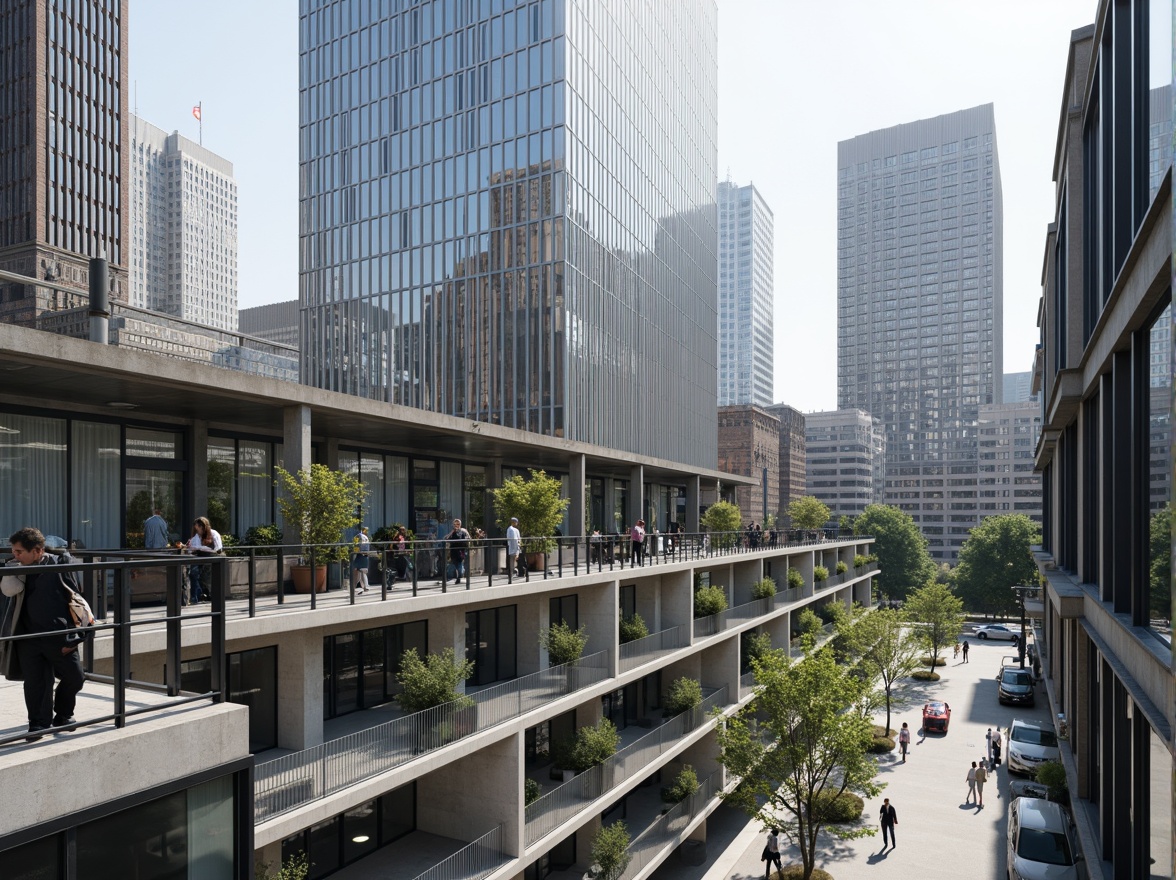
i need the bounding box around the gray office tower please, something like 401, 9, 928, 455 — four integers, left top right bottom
298, 1, 719, 467
718, 180, 774, 407
837, 104, 1003, 561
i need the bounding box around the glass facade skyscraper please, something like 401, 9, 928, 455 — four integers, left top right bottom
837, 104, 1003, 561
717, 180, 773, 407
298, 0, 718, 467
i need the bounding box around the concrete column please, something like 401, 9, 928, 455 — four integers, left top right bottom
568, 453, 587, 538
577, 581, 618, 676
282, 404, 312, 475
765, 610, 790, 651
699, 632, 739, 699
520, 596, 544, 676
628, 464, 644, 529
277, 629, 323, 750
323, 437, 340, 471
191, 419, 209, 524
661, 569, 694, 632
603, 477, 616, 532
686, 475, 700, 533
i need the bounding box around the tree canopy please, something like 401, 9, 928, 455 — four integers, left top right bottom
953, 514, 1040, 616
905, 582, 964, 673
491, 468, 570, 553
1149, 504, 1171, 621
855, 505, 935, 599
701, 500, 742, 548
788, 496, 832, 531
716, 648, 881, 880
839, 608, 921, 733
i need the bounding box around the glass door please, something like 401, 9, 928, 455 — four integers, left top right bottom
125, 469, 183, 548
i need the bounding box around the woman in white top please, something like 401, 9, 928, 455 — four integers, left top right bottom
187, 516, 223, 604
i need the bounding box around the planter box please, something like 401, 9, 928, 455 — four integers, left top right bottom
226, 557, 280, 598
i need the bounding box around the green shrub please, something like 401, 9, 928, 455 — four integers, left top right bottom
1036, 760, 1068, 801
571, 719, 620, 772
662, 765, 700, 804
589, 821, 631, 880
701, 501, 742, 549
663, 676, 703, 716
796, 607, 823, 637
777, 866, 834, 880
693, 585, 729, 618
919, 655, 947, 667
835, 560, 848, 575
812, 790, 865, 822
745, 631, 772, 666
619, 612, 650, 644
256, 852, 309, 880
869, 725, 896, 753
816, 601, 845, 625
220, 532, 241, 556
244, 524, 283, 553
813, 564, 829, 582
540, 621, 589, 666
751, 577, 777, 600
787, 567, 804, 589
853, 554, 868, 568
524, 777, 542, 806
395, 648, 474, 712
911, 670, 941, 681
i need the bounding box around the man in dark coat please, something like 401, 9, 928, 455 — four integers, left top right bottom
7, 527, 86, 741
879, 798, 898, 848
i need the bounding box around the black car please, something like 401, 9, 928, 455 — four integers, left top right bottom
997, 667, 1035, 706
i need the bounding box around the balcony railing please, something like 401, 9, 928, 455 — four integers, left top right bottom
619, 768, 724, 880
0, 553, 226, 747
738, 671, 757, 699
93, 529, 869, 620
524, 686, 729, 847
413, 825, 507, 880
254, 651, 610, 822
619, 624, 688, 672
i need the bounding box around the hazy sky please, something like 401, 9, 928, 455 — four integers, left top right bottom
129, 1, 1160, 412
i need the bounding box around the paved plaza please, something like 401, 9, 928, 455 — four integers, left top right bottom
654, 634, 1056, 880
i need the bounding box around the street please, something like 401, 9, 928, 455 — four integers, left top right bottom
658, 633, 1057, 880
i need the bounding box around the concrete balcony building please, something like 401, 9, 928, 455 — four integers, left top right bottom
0, 317, 879, 879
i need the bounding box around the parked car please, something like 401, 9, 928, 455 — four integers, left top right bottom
922, 700, 951, 733
1007, 796, 1083, 879
1007, 718, 1060, 777
997, 666, 1036, 706
973, 623, 1019, 640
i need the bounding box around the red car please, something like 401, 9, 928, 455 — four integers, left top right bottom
922, 700, 951, 733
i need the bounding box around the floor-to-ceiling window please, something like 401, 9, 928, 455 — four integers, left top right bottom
181, 646, 279, 752
465, 605, 517, 686
322, 621, 428, 719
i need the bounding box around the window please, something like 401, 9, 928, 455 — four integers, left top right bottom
465, 604, 517, 685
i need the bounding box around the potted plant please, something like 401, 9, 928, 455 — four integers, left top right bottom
275, 464, 365, 593
395, 648, 476, 749
663, 676, 703, 718
491, 468, 570, 572
541, 621, 589, 667
693, 585, 728, 619
619, 612, 649, 644
587, 821, 631, 880
660, 764, 700, 806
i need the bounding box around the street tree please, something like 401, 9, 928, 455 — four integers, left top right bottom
840, 609, 921, 734
788, 496, 832, 531
716, 648, 882, 880
904, 583, 964, 674
953, 514, 1040, 616
855, 504, 935, 600
701, 500, 742, 549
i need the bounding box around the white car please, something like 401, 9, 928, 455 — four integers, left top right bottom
1007, 718, 1061, 777
1007, 796, 1083, 879
974, 623, 1019, 641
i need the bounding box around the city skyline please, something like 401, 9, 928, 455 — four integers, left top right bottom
125, 1, 1127, 413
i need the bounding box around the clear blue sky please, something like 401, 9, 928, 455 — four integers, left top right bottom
129, 1, 1168, 412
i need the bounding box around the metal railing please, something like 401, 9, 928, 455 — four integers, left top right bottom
412, 825, 507, 880
254, 651, 610, 822
619, 624, 688, 672
739, 671, 757, 699
0, 553, 226, 746
524, 686, 729, 847
70, 529, 869, 620
619, 768, 724, 880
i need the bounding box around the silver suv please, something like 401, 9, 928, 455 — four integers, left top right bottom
1007, 796, 1083, 879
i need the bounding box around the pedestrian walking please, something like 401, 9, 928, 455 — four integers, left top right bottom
443, 519, 470, 584
878, 798, 898, 848
351, 526, 371, 593
962, 639, 970, 663
985, 726, 995, 764
506, 517, 522, 578
630, 520, 646, 566
761, 827, 783, 878
992, 732, 1003, 767
953, 641, 961, 660
965, 761, 978, 803
187, 516, 223, 604
898, 722, 911, 762
974, 760, 988, 806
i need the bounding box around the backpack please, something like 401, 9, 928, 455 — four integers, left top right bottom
64, 583, 97, 630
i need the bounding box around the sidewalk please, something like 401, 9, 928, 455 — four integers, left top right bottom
660, 637, 1056, 880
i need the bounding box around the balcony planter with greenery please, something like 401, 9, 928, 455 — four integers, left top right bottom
662, 676, 703, 718
587, 821, 631, 880
660, 764, 700, 807
570, 718, 620, 782
787, 567, 804, 590
491, 468, 570, 571
751, 576, 777, 600
540, 621, 588, 667
619, 612, 650, 644
813, 564, 829, 582
693, 585, 728, 618
395, 648, 476, 748
854, 554, 868, 568
275, 464, 365, 593
836, 560, 848, 575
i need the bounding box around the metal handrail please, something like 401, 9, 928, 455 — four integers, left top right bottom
619, 624, 688, 672
619, 768, 724, 880
0, 554, 226, 747
254, 651, 610, 822
412, 825, 507, 880
739, 671, 757, 698
524, 686, 729, 847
